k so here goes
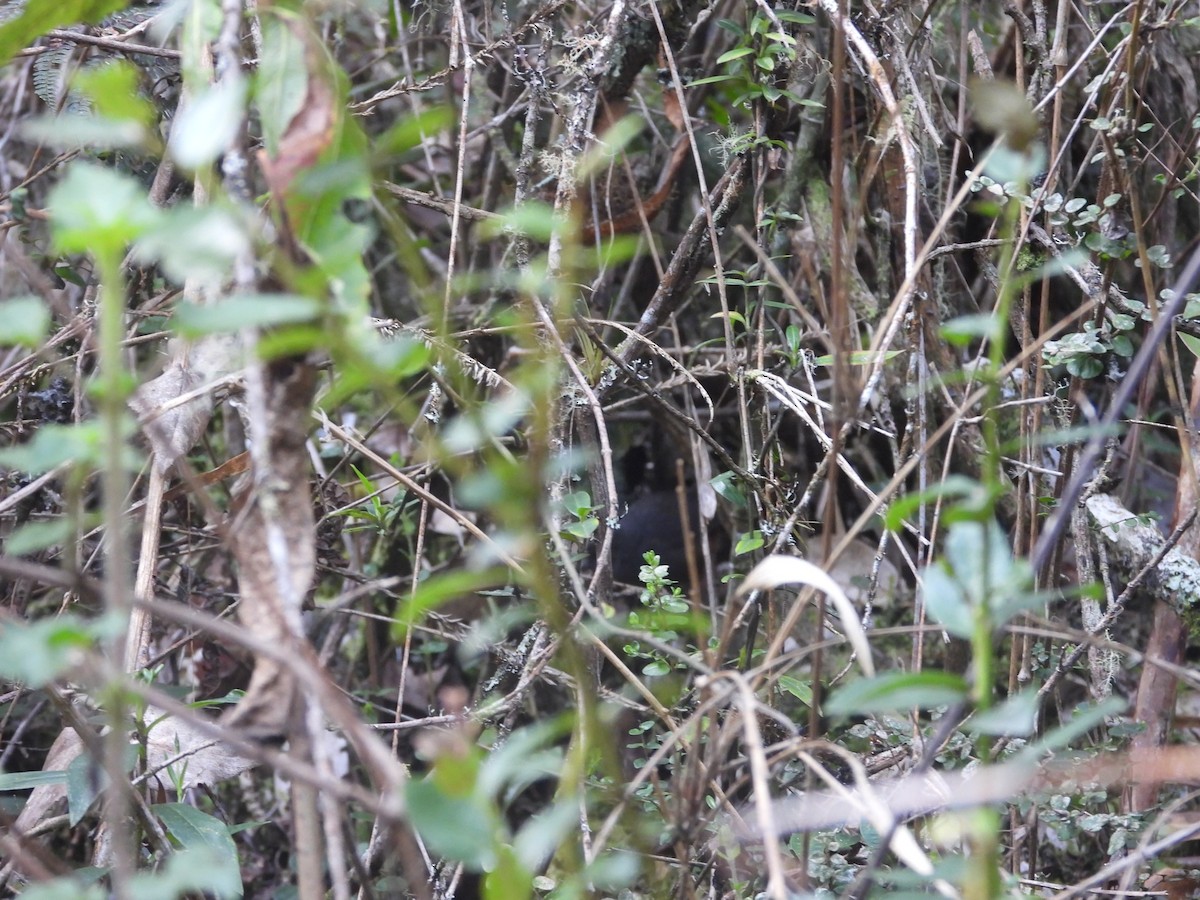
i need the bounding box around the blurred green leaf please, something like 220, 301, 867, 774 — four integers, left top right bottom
392, 567, 510, 635
254, 13, 307, 157
137, 206, 250, 285
969, 690, 1039, 737
407, 776, 501, 872
174, 294, 320, 336
0, 770, 68, 791
0, 0, 127, 68
151, 804, 242, 898
825, 671, 968, 716
0, 421, 138, 474
0, 614, 120, 688
66, 748, 102, 826
49, 164, 161, 257
0, 296, 50, 347
169, 75, 248, 170
129, 846, 242, 900
5, 518, 80, 556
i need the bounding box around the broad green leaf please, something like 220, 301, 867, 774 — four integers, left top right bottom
0, 769, 67, 791
0, 421, 138, 473
49, 164, 161, 257
20, 114, 147, 149
375, 105, 453, 157
0, 296, 49, 347
883, 475, 996, 531
1180, 332, 1200, 360
0, 614, 110, 688
170, 75, 248, 169
0, 0, 128, 68
480, 202, 566, 241
941, 313, 1002, 347
173, 294, 321, 336
969, 690, 1039, 736
129, 846, 242, 900
777, 674, 812, 706
74, 60, 157, 128
406, 777, 501, 871
717, 46, 755, 64
255, 12, 308, 157
825, 671, 968, 716
511, 800, 577, 880
4, 518, 78, 555
811, 350, 904, 366
392, 567, 510, 634
136, 206, 250, 285
1014, 697, 1127, 763
19, 881, 105, 900
709, 471, 746, 504
152, 803, 242, 898
484, 843, 534, 900
66, 749, 103, 826
478, 720, 565, 800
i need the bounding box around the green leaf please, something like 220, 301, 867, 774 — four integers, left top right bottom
510, 799, 577, 880
483, 843, 534, 900
391, 567, 510, 635
969, 690, 1039, 736
1180, 332, 1200, 361
1014, 697, 1127, 763
0, 769, 68, 791
19, 880, 106, 900
0, 296, 50, 347
811, 350, 904, 366
710, 471, 746, 505
129, 846, 243, 900
0, 421, 134, 474
74, 61, 157, 129
20, 114, 148, 149
941, 313, 1002, 346
173, 294, 321, 336
777, 674, 812, 706
170, 75, 248, 170
776, 10, 816, 24
480, 202, 566, 241
734, 530, 764, 555
136, 206, 250, 285
255, 13, 308, 157
375, 106, 454, 157
406, 777, 501, 871
5, 519, 79, 556
0, 0, 128, 68
66, 749, 103, 826
883, 475, 995, 531
825, 671, 968, 716
688, 74, 738, 88
477, 720, 565, 800
49, 163, 161, 257
920, 564, 973, 638
151, 803, 242, 898
1065, 355, 1104, 379
716, 46, 755, 64
0, 614, 109, 688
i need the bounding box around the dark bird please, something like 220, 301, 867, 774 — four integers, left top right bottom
611, 490, 705, 589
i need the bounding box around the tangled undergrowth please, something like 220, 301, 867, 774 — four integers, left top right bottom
3, 1, 1200, 898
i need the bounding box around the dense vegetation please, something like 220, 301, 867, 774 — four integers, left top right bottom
3, 0, 1200, 897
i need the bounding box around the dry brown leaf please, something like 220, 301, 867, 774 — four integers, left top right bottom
129, 336, 241, 473
220, 357, 318, 740
12, 710, 257, 840
257, 18, 336, 203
